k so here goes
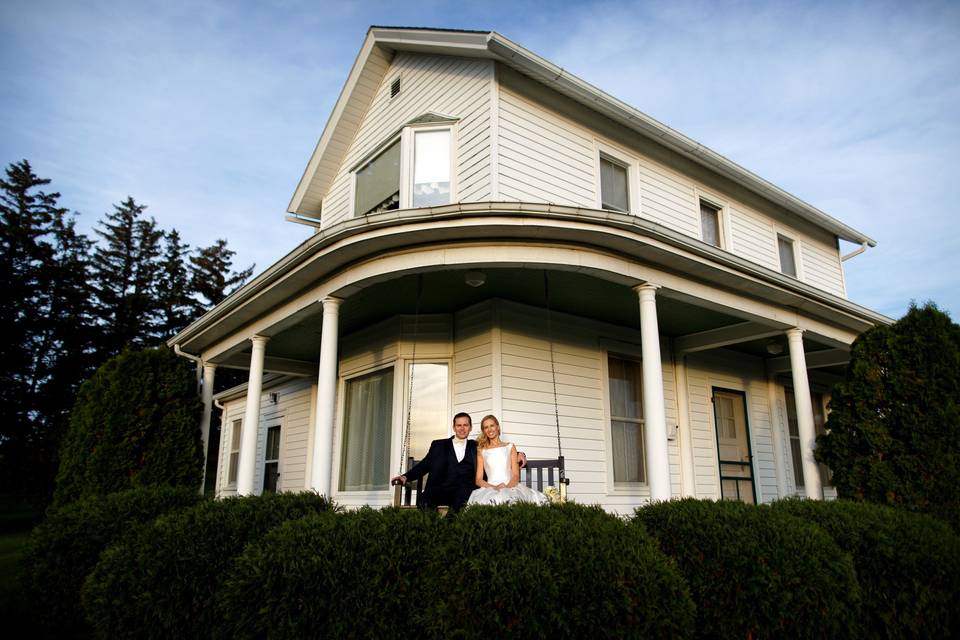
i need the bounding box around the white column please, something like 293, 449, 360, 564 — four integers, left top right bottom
635, 284, 671, 501
199, 362, 217, 493
237, 335, 268, 496
311, 297, 341, 497
787, 328, 822, 500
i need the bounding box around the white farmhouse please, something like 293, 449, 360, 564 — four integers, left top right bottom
170, 27, 886, 513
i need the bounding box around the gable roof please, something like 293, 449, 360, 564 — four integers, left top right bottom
288, 27, 875, 247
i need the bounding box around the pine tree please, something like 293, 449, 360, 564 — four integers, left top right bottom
188, 239, 254, 317
155, 229, 192, 338
91, 197, 164, 352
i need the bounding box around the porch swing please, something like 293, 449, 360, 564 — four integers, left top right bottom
392, 272, 571, 508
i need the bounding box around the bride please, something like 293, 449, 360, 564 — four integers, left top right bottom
467, 415, 548, 506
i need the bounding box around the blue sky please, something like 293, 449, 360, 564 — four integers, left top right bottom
2, 0, 958, 320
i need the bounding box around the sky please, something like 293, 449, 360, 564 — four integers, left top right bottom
2, 0, 958, 321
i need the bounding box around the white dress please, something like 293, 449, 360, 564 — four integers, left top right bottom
467, 444, 549, 505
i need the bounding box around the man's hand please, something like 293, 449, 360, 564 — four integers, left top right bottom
391, 474, 407, 486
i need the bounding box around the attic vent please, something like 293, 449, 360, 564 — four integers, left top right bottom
390, 77, 401, 98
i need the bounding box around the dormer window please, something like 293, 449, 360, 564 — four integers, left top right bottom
778, 234, 798, 277
353, 119, 456, 216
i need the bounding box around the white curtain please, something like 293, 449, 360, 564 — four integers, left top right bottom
340, 369, 394, 491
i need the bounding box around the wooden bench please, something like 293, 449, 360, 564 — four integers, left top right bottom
392, 455, 569, 507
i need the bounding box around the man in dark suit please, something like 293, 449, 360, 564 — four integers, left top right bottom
391, 412, 477, 511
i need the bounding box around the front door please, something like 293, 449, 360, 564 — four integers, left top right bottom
712, 388, 756, 503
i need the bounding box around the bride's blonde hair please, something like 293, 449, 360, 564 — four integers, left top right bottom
476, 414, 501, 450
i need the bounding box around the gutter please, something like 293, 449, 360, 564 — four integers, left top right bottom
841, 242, 868, 262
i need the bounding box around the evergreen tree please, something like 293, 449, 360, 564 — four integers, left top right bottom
817, 302, 960, 529
188, 238, 253, 317
156, 229, 192, 338
91, 197, 164, 352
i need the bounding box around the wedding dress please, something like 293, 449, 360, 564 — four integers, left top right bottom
467, 444, 548, 505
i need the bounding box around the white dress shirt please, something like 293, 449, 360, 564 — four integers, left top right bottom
452, 437, 467, 462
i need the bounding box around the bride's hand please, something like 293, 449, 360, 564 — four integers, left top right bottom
494, 483, 506, 490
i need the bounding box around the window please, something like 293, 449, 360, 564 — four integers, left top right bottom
600, 155, 629, 213
608, 355, 645, 483
355, 140, 401, 216
354, 125, 455, 216
340, 368, 394, 491
778, 235, 797, 277
262, 426, 281, 493
227, 419, 241, 485
784, 390, 831, 490
412, 130, 451, 208
406, 362, 449, 459
700, 200, 722, 247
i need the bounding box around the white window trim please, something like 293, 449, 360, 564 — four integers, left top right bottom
775, 230, 804, 280
392, 357, 454, 471
332, 361, 399, 501
694, 188, 729, 249
226, 416, 242, 489
600, 347, 650, 496
594, 139, 640, 215
259, 416, 286, 494
350, 123, 459, 217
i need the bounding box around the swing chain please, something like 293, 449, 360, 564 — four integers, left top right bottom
399, 275, 422, 476
543, 272, 565, 482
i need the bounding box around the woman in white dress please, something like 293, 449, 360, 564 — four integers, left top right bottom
467, 415, 548, 506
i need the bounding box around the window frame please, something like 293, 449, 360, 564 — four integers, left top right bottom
351, 122, 458, 217
335, 363, 397, 496
261, 424, 282, 494
594, 140, 640, 215
776, 232, 803, 279
227, 418, 242, 488
784, 387, 832, 493
601, 348, 649, 495
696, 191, 727, 248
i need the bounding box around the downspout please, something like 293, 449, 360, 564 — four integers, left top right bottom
841, 242, 868, 262
173, 343, 204, 393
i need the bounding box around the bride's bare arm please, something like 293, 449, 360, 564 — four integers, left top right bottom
475, 450, 492, 488
508, 445, 520, 488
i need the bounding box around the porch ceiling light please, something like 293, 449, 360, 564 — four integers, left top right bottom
765, 340, 784, 356
464, 270, 486, 287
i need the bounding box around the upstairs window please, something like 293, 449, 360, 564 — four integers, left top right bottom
778, 234, 798, 277
412, 129, 451, 207
354, 123, 455, 216
700, 199, 722, 247
355, 139, 401, 216
600, 155, 629, 213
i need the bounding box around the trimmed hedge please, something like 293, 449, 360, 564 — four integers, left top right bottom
218, 503, 693, 639
216, 507, 441, 638
20, 486, 202, 638
82, 491, 338, 639
635, 498, 862, 639
773, 498, 960, 638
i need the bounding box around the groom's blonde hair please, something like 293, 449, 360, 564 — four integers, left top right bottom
476, 414, 501, 450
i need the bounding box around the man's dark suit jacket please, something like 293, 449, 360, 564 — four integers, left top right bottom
403, 436, 477, 510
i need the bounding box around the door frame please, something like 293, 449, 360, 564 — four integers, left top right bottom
711, 387, 757, 503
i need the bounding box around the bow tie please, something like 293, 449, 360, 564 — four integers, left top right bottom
453, 437, 467, 445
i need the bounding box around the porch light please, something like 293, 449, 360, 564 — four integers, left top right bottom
765, 340, 784, 356
464, 270, 486, 287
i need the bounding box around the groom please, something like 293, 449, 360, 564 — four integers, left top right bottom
391, 412, 477, 511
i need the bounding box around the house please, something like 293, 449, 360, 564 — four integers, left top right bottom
169, 27, 886, 513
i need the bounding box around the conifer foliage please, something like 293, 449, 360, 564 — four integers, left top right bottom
817, 302, 960, 529
0, 159, 253, 504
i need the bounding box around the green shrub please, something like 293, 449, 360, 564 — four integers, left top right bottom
82, 491, 338, 639
21, 486, 201, 638
434, 503, 694, 638
216, 507, 440, 638
54, 346, 204, 506
635, 498, 861, 639
773, 498, 960, 638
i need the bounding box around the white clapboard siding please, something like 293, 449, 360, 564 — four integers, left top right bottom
271, 379, 314, 492
453, 304, 495, 421
322, 52, 493, 227
800, 239, 846, 297
216, 402, 245, 498
637, 160, 700, 237
684, 350, 779, 503
497, 86, 596, 206
729, 203, 778, 269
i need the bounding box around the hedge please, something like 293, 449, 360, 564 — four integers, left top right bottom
216, 507, 441, 638
20, 486, 202, 638
773, 498, 960, 638
82, 491, 338, 639
635, 498, 862, 639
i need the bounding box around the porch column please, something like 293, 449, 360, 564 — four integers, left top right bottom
311, 297, 341, 497
199, 362, 217, 493
237, 335, 269, 496
786, 328, 822, 500
634, 284, 671, 501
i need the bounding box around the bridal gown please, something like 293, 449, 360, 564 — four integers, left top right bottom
467, 444, 548, 505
